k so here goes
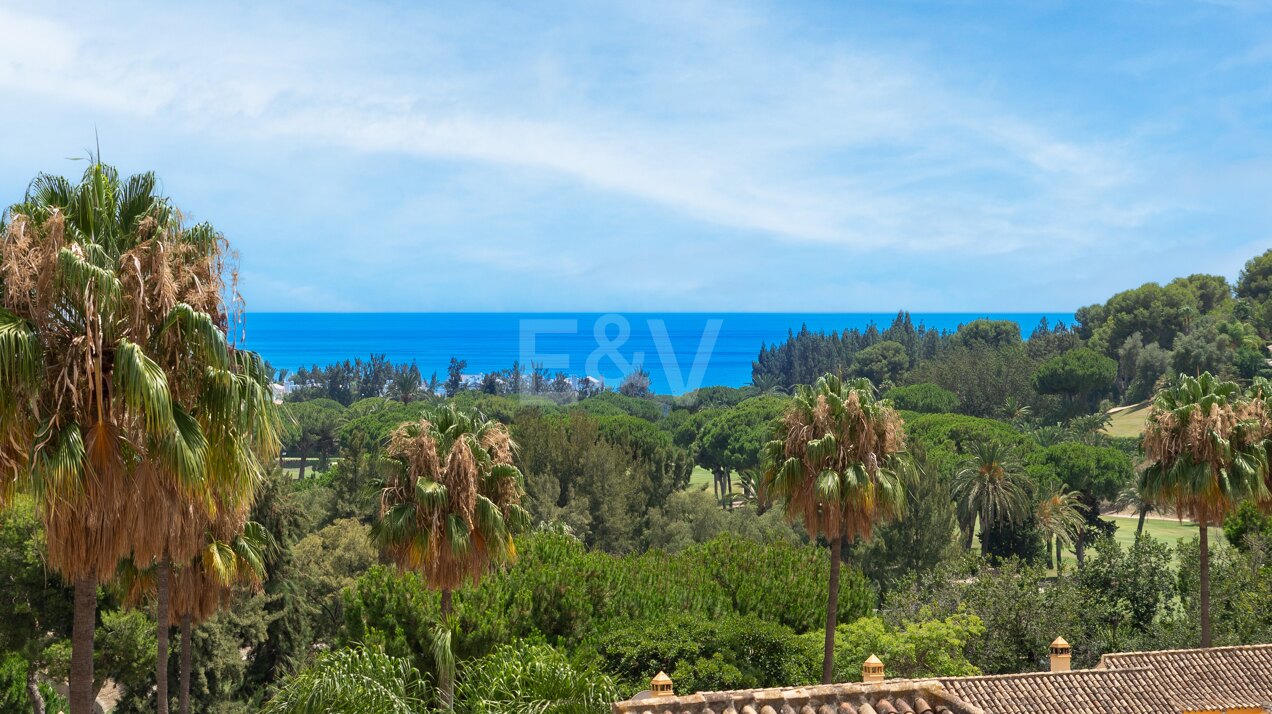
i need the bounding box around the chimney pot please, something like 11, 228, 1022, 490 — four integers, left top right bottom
651, 671, 674, 697
1049, 637, 1071, 673
863, 654, 885, 683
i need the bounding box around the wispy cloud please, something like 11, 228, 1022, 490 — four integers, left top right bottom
1, 0, 1268, 310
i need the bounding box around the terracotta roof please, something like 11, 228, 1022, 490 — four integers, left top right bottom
937, 668, 1173, 714
614, 644, 1272, 714
1098, 643, 1272, 711
612, 680, 986, 714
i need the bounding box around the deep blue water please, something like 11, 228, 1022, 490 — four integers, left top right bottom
241, 312, 1076, 395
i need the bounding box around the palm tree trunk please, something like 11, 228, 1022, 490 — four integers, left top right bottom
179, 614, 192, 714
439, 589, 454, 709
156, 557, 171, 714
70, 576, 96, 714
822, 535, 843, 684
1054, 536, 1063, 573
1199, 521, 1211, 647
298, 453, 307, 479
26, 663, 45, 714
1137, 507, 1148, 538
1046, 536, 1054, 570
979, 513, 988, 556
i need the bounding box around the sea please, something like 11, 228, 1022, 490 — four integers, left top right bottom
241, 312, 1077, 396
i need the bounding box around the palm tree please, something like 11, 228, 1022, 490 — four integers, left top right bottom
952, 441, 1031, 556
115, 514, 271, 714
1141, 372, 1271, 647
171, 520, 271, 714
760, 374, 907, 684
1, 162, 222, 714
143, 345, 279, 713
1115, 478, 1161, 538
371, 406, 530, 707
1034, 478, 1085, 570
261, 644, 427, 714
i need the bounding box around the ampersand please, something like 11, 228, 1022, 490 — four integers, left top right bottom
585, 313, 643, 380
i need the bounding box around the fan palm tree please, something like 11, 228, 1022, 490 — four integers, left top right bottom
0, 162, 232, 714
1115, 478, 1161, 538
952, 441, 1031, 556
760, 374, 907, 684
1034, 478, 1086, 570
1141, 372, 1271, 647
139, 343, 279, 714
371, 406, 530, 707
172, 520, 271, 714
115, 514, 271, 714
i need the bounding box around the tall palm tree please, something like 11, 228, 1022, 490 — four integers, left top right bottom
371, 406, 530, 707
136, 343, 278, 714
1115, 478, 1161, 538
172, 520, 271, 714
760, 374, 907, 684
1034, 478, 1085, 570
1141, 372, 1271, 647
952, 441, 1031, 556
115, 514, 270, 714
1, 162, 219, 714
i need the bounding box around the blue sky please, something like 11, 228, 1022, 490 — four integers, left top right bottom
1, 0, 1269, 312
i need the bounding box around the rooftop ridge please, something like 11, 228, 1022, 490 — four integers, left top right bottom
938, 665, 1157, 683
1098, 641, 1272, 664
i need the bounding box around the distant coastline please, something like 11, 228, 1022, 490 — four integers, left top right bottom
241, 312, 1076, 395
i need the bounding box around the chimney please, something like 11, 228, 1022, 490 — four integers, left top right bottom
651, 671, 674, 697
1049, 637, 1071, 673
862, 655, 885, 683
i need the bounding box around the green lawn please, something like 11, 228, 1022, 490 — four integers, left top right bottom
1051, 514, 1224, 572
688, 465, 713, 489
1104, 402, 1151, 438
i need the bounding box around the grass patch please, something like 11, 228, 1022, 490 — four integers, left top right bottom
1051, 515, 1225, 572
688, 465, 713, 489
1104, 402, 1151, 438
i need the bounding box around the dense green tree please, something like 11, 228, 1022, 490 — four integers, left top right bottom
644, 490, 799, 552
694, 396, 788, 508
1031, 348, 1117, 414
1170, 324, 1226, 377
853, 340, 909, 386
1222, 500, 1272, 551
1169, 274, 1232, 314
886, 383, 959, 414
848, 447, 958, 592
1031, 442, 1133, 566
1078, 282, 1198, 355
908, 346, 1039, 418
445, 358, 468, 398
515, 412, 649, 551
953, 319, 1022, 350
822, 614, 984, 682
0, 498, 73, 714
1236, 249, 1272, 305
283, 399, 348, 478
289, 519, 377, 647
1076, 537, 1176, 633
596, 614, 812, 695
